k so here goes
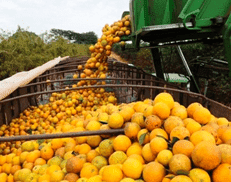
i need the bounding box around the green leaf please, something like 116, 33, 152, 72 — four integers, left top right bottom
99, 121, 108, 124
38, 145, 45, 150
72, 151, 79, 156
139, 133, 147, 145
171, 137, 180, 145
166, 175, 175, 179
184, 136, 190, 141
37, 139, 45, 145
176, 170, 190, 175
156, 135, 168, 142
26, 129, 32, 135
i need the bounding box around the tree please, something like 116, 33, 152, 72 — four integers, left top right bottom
50, 29, 97, 44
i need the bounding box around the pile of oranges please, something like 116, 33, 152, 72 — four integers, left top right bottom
0, 92, 231, 182
0, 15, 231, 182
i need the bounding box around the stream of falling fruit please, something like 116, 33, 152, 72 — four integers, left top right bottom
0, 15, 131, 152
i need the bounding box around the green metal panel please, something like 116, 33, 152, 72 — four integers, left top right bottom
131, 0, 189, 32
151, 73, 189, 83
179, 0, 231, 30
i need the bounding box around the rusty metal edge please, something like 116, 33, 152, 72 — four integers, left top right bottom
0, 129, 124, 142
0, 84, 204, 104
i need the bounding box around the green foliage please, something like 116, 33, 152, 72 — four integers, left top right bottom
0, 27, 90, 80
50, 29, 98, 44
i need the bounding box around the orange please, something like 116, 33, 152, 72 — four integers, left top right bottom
108, 113, 124, 129
192, 141, 221, 171
212, 163, 231, 182
217, 125, 230, 139
156, 150, 173, 166
141, 143, 156, 162
217, 117, 229, 126
38, 174, 51, 182
171, 175, 192, 182
86, 150, 99, 163
0, 173, 7, 182
66, 154, 86, 173
150, 137, 168, 155
170, 126, 190, 141
126, 142, 142, 157
217, 144, 231, 164
124, 122, 141, 139
183, 118, 195, 126
34, 158, 46, 166
91, 156, 108, 170
10, 165, 21, 174
78, 143, 92, 154
189, 168, 211, 182
55, 147, 65, 158
162, 174, 175, 182
46, 165, 61, 175
80, 164, 98, 178
190, 130, 215, 146
152, 102, 170, 120
64, 173, 79, 182
142, 162, 166, 182
26, 151, 40, 163
153, 92, 174, 109
122, 158, 143, 179
187, 102, 203, 118
87, 175, 102, 182
109, 151, 127, 165
172, 140, 194, 158
164, 116, 184, 134
131, 112, 145, 128
40, 145, 54, 160
169, 154, 191, 174
113, 135, 131, 152
171, 105, 188, 120
137, 129, 150, 145
17, 168, 31, 181
86, 121, 101, 131
50, 170, 64, 182
2, 163, 12, 174
193, 107, 211, 125
143, 106, 154, 117
144, 115, 162, 131
150, 128, 168, 140
120, 178, 135, 182
99, 139, 114, 157
201, 124, 218, 141
102, 165, 123, 182
47, 156, 62, 166
7, 174, 14, 182
51, 139, 63, 150
133, 103, 149, 113
220, 127, 231, 143
119, 106, 135, 122
128, 154, 145, 164
185, 119, 201, 135
0, 155, 7, 165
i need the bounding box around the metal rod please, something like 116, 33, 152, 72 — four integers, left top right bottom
176, 45, 200, 93
0, 129, 125, 142
176, 45, 193, 76
0, 84, 205, 104
20, 78, 172, 88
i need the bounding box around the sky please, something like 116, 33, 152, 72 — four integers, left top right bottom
0, 0, 130, 38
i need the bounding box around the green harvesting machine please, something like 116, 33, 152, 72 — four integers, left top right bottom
121, 0, 231, 93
